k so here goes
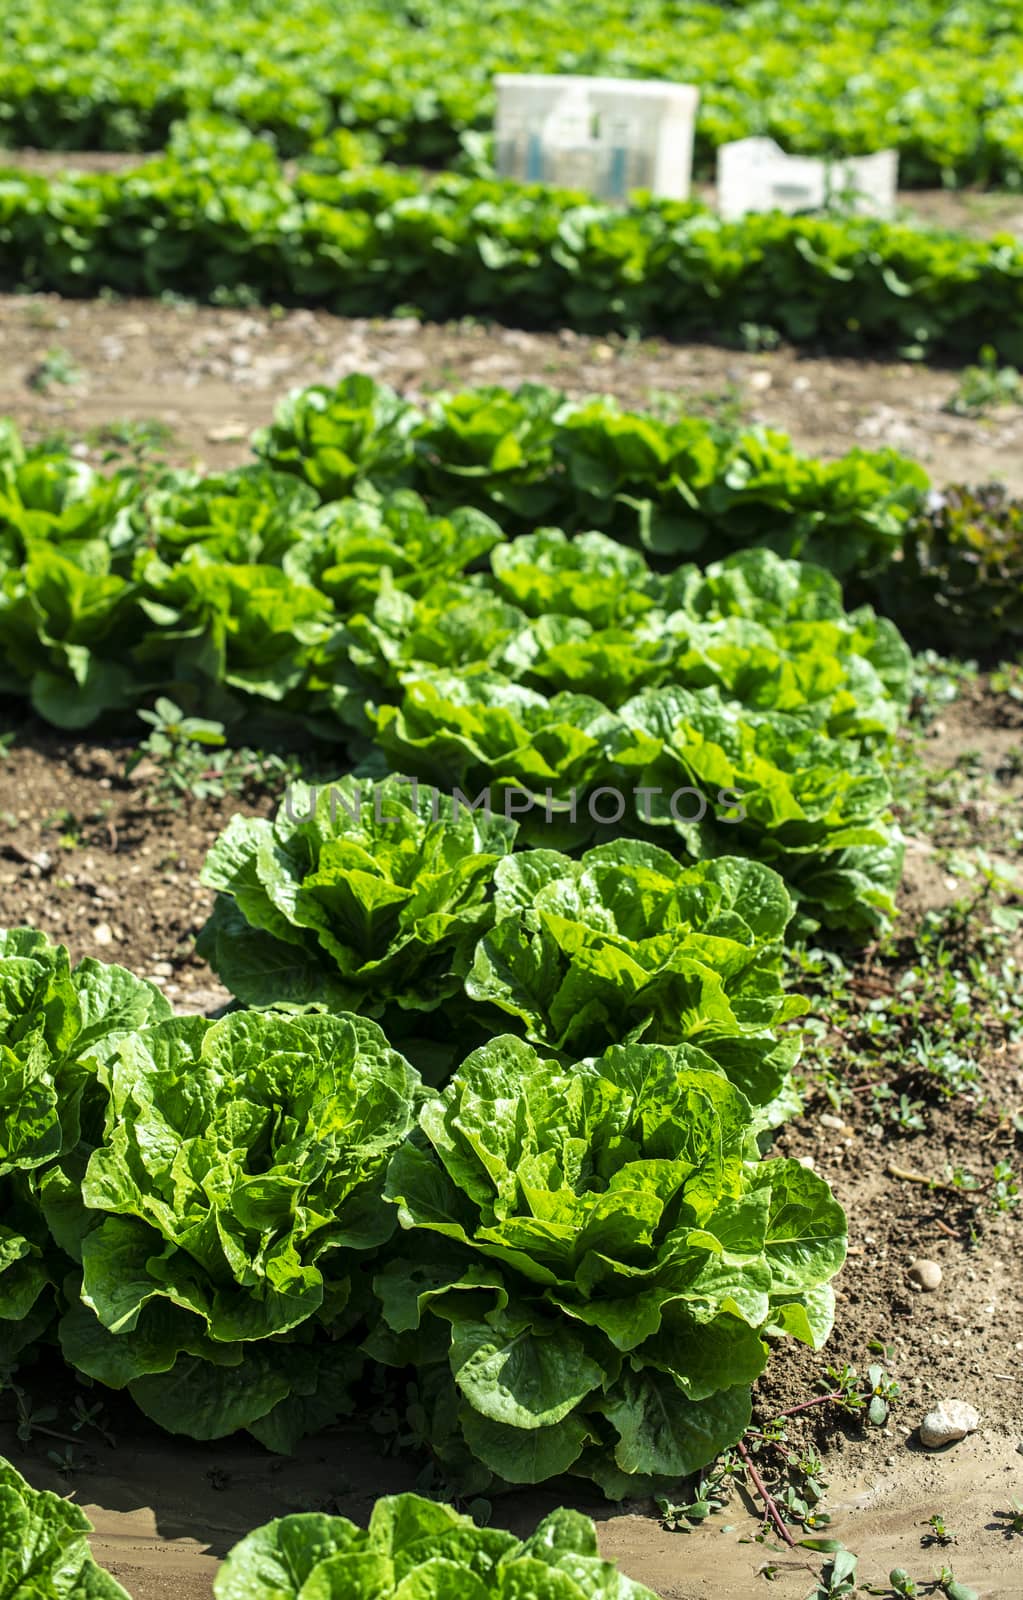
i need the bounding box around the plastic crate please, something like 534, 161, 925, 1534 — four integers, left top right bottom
494, 74, 700, 202
717, 138, 899, 220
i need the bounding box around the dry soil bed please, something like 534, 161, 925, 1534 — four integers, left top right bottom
0, 685, 1020, 1598
3, 290, 1023, 493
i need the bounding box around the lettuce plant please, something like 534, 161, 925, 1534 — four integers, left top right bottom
131, 550, 338, 714
134, 465, 321, 568
666, 548, 912, 709
412, 383, 564, 523
466, 842, 803, 1114
0, 1455, 129, 1599
0, 548, 140, 728
253, 374, 419, 500
214, 1494, 657, 1600
370, 671, 622, 840
284, 491, 504, 607
0, 928, 170, 1366
56, 1009, 422, 1450
342, 578, 535, 706
198, 774, 517, 1014
376, 1035, 846, 1497
0, 449, 134, 573
489, 528, 658, 627
612, 687, 903, 935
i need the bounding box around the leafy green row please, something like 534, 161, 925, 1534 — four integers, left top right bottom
0, 398, 911, 931
253, 375, 926, 573
0, 1466, 655, 1600
4, 0, 1023, 187
2, 116, 1022, 359
2, 376, 927, 575
0, 512, 909, 934
1, 928, 845, 1497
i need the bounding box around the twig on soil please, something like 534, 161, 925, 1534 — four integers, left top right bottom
106, 820, 118, 851
736, 1437, 797, 1549
932, 1217, 959, 1239
888, 1163, 994, 1197
887, 1164, 962, 1194
773, 1391, 845, 1419
25, 1424, 88, 1447
981, 1114, 1021, 1144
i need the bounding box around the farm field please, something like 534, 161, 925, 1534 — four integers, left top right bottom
1, 6, 1023, 1599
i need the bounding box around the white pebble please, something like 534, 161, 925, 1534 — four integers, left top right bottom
919, 1399, 979, 1450
908, 1258, 942, 1292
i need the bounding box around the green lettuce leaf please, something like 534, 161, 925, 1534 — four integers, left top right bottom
0, 1454, 129, 1598
213, 1492, 658, 1600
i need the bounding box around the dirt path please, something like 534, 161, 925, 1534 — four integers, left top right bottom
3, 291, 1023, 491
4, 1413, 1021, 1598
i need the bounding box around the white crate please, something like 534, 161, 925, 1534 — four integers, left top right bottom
717, 138, 899, 221
494, 74, 700, 202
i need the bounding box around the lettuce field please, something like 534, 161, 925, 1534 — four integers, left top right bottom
1, 7, 1022, 1599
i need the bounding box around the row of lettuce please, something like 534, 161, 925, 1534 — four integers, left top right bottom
2, 920, 845, 1498
2, 399, 918, 932
6, 365, 1017, 663
5, 0, 1023, 188
7, 369, 1016, 659
4, 117, 1023, 360
253, 376, 1023, 653
2, 375, 929, 573
2, 1465, 659, 1600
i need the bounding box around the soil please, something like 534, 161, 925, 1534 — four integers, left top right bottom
0, 732, 264, 1013
3, 290, 1023, 496
0, 687, 1020, 1599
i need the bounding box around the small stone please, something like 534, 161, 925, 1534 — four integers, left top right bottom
919, 1399, 979, 1450
92, 922, 113, 946
908, 1258, 942, 1292
820, 1113, 844, 1131
749, 369, 773, 391
796, 1154, 816, 1170
151, 960, 174, 978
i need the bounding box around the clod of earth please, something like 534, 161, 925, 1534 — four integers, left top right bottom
908, 1258, 943, 1291
918, 1399, 980, 1449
